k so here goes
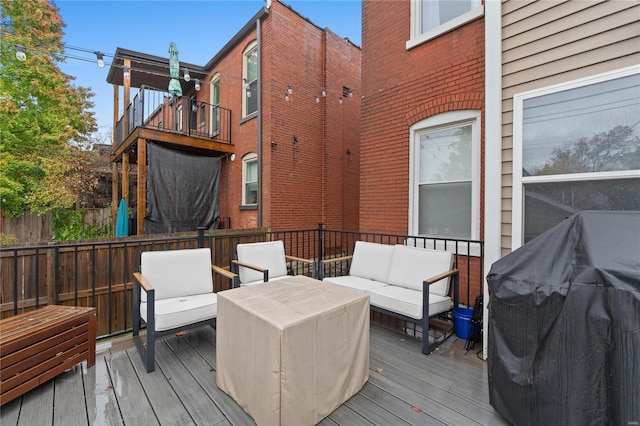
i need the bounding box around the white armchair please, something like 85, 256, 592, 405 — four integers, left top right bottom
133, 248, 218, 373
213, 240, 316, 287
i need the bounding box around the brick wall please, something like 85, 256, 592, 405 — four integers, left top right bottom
361, 0, 485, 236
212, 0, 361, 231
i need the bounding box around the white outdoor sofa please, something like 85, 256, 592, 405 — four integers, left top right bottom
322, 241, 459, 354
133, 248, 218, 373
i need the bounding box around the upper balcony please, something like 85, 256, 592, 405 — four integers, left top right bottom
113, 86, 233, 161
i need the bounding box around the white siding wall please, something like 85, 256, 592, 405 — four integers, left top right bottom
499, 0, 640, 253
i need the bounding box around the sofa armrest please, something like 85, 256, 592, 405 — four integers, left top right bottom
212, 265, 239, 288
424, 268, 459, 285
320, 255, 353, 280
232, 259, 269, 282
285, 255, 316, 278
423, 268, 459, 309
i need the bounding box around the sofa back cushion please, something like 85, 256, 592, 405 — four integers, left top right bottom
236, 240, 288, 284
349, 241, 395, 282
387, 245, 453, 296
140, 248, 213, 302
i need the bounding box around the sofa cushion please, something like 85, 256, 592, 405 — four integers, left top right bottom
368, 286, 452, 320
140, 248, 213, 302
387, 245, 453, 296
237, 241, 288, 284
324, 275, 388, 292
349, 241, 395, 283
140, 293, 217, 332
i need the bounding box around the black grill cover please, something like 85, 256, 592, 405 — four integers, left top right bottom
487, 211, 640, 425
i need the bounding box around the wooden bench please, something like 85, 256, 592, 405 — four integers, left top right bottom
0, 305, 96, 406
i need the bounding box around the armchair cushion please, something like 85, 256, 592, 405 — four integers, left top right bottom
140, 248, 213, 302
141, 293, 218, 332
236, 241, 288, 284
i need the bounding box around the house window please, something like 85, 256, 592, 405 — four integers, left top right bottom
242, 153, 258, 206
512, 66, 640, 247
210, 73, 220, 135
408, 0, 483, 49
243, 41, 258, 117
410, 110, 480, 239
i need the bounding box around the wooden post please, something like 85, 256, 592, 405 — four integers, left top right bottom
123, 58, 131, 133
112, 83, 120, 235
137, 138, 147, 235
122, 153, 129, 206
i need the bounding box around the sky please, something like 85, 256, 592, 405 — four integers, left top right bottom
54, 0, 362, 143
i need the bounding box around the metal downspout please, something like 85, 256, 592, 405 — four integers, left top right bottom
257, 17, 263, 227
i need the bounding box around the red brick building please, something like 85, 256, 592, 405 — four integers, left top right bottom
108, 0, 360, 233
360, 0, 485, 239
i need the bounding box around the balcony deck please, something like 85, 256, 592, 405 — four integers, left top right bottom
1, 323, 508, 426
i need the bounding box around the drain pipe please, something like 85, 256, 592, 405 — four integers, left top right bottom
256, 14, 263, 227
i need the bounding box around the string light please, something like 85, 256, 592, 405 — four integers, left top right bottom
95, 51, 105, 68
4, 35, 359, 103
15, 45, 26, 61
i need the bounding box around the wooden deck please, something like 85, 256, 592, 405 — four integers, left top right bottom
0, 323, 509, 425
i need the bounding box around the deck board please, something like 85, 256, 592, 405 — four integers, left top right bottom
127, 344, 196, 426
106, 351, 160, 426
1, 323, 508, 426
53, 364, 87, 425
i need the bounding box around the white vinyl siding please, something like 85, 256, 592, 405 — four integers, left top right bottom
498, 0, 640, 253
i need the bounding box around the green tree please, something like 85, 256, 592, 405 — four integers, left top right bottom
0, 0, 97, 216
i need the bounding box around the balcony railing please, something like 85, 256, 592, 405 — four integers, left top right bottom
115, 86, 231, 148
0, 225, 484, 340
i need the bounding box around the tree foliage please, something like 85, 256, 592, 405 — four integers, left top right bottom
0, 0, 97, 216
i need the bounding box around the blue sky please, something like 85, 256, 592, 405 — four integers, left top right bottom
54, 0, 362, 142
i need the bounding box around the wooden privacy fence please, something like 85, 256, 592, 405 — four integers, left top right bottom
1, 208, 111, 244
0, 225, 484, 340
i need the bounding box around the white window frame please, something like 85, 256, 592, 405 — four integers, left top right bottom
409, 110, 481, 240
407, 0, 483, 50
175, 104, 183, 131
210, 73, 220, 136
512, 65, 640, 249
242, 41, 258, 118
242, 153, 258, 206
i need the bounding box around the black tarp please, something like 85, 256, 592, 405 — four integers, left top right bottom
487, 211, 640, 425
144, 142, 220, 234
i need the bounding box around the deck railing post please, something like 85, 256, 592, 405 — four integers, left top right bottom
317, 222, 324, 279
197, 227, 206, 248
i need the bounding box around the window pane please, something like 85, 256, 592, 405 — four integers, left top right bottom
246, 48, 258, 82
246, 160, 257, 182
523, 74, 640, 176
212, 79, 220, 106
246, 80, 257, 115
419, 124, 472, 183
421, 0, 472, 33
523, 178, 640, 242
245, 182, 258, 204
419, 181, 471, 238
